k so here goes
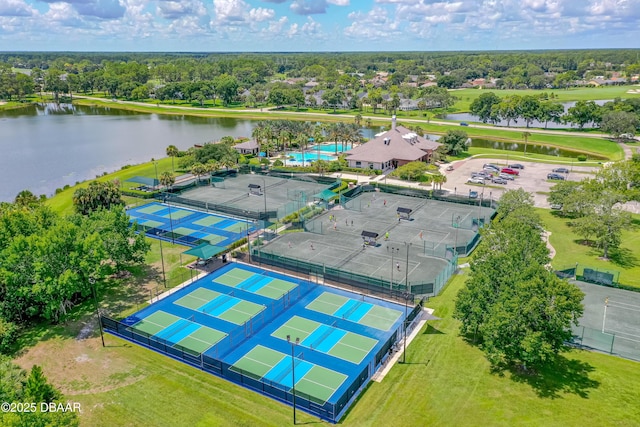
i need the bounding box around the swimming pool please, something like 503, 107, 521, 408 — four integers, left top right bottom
308, 143, 353, 153
288, 152, 336, 163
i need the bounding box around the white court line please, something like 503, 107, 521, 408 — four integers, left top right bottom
276, 323, 318, 338
297, 375, 340, 392
242, 354, 280, 370
604, 329, 640, 344
608, 301, 640, 312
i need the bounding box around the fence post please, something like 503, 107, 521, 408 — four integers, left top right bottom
610, 334, 615, 354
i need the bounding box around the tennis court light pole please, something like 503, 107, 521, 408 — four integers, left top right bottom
402, 292, 411, 363
90, 278, 105, 347
156, 232, 167, 288
287, 335, 300, 424
164, 195, 175, 244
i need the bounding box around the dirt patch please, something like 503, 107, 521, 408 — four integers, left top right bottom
14, 335, 146, 396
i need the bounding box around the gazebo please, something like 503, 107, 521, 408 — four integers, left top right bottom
397, 207, 413, 220
361, 230, 379, 246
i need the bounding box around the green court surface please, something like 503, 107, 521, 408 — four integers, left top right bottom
306, 292, 402, 331
231, 345, 285, 380
172, 226, 197, 235
223, 223, 247, 233
230, 345, 347, 404
175, 287, 265, 325
295, 365, 347, 405
359, 306, 403, 331
214, 270, 298, 300
218, 300, 265, 324
272, 316, 377, 364
140, 219, 164, 228
175, 326, 227, 354
137, 204, 166, 214
193, 216, 225, 227
174, 288, 222, 310
131, 311, 181, 335
164, 209, 193, 220
204, 234, 226, 245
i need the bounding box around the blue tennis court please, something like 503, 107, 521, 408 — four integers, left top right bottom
104, 262, 408, 423
127, 201, 256, 247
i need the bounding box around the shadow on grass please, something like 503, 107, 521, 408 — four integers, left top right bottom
509, 354, 600, 399
423, 324, 445, 335
607, 247, 639, 269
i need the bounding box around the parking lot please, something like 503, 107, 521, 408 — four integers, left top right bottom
443, 159, 599, 208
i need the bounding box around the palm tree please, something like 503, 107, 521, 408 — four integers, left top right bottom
166, 145, 179, 171
159, 171, 175, 192
190, 163, 208, 185
522, 131, 531, 155
432, 173, 447, 190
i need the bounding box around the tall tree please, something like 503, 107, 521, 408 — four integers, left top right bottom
72, 181, 123, 215
470, 92, 501, 124
600, 110, 639, 140
165, 145, 179, 171
440, 129, 469, 155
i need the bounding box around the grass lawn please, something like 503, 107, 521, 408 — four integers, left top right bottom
46, 158, 175, 216
538, 209, 640, 290
450, 86, 640, 112
417, 122, 624, 161
12, 266, 640, 426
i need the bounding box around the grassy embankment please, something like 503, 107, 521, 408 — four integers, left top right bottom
538, 209, 640, 291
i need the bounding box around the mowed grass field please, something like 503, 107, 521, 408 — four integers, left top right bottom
14, 269, 640, 426
539, 209, 640, 291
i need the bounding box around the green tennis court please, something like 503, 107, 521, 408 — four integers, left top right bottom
137, 204, 165, 214
230, 345, 347, 404
272, 316, 377, 364
223, 222, 247, 233
174, 288, 221, 310
172, 226, 197, 235
214, 269, 298, 300
174, 287, 266, 325
306, 292, 402, 331
164, 208, 194, 220
204, 234, 226, 245
193, 216, 225, 227
130, 311, 180, 335
129, 310, 227, 354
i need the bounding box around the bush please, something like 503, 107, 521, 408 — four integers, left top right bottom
0, 318, 18, 354
577, 154, 587, 161
273, 159, 284, 167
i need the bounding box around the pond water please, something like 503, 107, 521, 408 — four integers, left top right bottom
444, 100, 611, 128
468, 138, 606, 159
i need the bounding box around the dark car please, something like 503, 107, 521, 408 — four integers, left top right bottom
492, 177, 508, 184
508, 163, 525, 169
547, 173, 565, 180
553, 167, 570, 173
501, 168, 520, 176
460, 122, 469, 126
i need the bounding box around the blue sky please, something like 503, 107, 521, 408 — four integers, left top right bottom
1, 0, 640, 51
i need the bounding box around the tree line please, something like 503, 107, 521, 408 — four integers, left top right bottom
471, 93, 640, 136
1, 50, 639, 112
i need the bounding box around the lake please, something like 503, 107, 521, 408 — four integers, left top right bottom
0, 104, 394, 202
0, 103, 258, 202
444, 100, 611, 128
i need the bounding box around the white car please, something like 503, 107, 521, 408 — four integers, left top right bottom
467, 177, 485, 184
499, 173, 515, 180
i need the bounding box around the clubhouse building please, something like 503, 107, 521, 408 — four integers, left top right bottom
344, 116, 441, 172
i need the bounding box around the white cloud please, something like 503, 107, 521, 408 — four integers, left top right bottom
157, 0, 207, 20
0, 0, 35, 17
249, 7, 275, 21
213, 0, 249, 22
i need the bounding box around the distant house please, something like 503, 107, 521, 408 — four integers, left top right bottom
234, 140, 259, 155
344, 116, 441, 171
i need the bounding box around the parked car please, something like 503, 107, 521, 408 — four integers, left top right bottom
483, 163, 501, 171
446, 165, 454, 171
501, 168, 520, 175
508, 164, 525, 169
492, 177, 508, 184
467, 177, 485, 184
547, 173, 565, 180
460, 122, 469, 126
499, 173, 515, 180
550, 204, 563, 210
553, 167, 570, 173
469, 190, 479, 199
